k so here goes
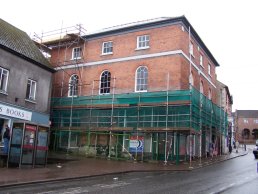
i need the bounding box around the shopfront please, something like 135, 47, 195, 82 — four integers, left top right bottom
0, 102, 50, 167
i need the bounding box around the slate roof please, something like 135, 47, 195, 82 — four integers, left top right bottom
0, 18, 54, 72
236, 110, 258, 118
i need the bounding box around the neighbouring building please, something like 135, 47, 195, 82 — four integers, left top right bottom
0, 19, 55, 164
234, 110, 258, 144
40, 16, 229, 163
216, 80, 233, 153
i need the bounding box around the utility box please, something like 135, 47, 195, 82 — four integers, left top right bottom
8, 122, 49, 168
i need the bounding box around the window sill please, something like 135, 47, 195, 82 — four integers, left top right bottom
101, 52, 113, 56
135, 90, 147, 93
135, 47, 150, 51
25, 98, 36, 104
68, 95, 78, 98
70, 57, 82, 60
0, 90, 8, 96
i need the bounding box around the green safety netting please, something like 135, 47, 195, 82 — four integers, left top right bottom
51, 87, 227, 133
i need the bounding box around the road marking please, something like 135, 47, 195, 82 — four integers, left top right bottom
98, 181, 131, 189
37, 187, 89, 194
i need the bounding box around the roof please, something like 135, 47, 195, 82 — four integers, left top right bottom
235, 110, 258, 118
216, 80, 233, 104
84, 16, 220, 67
0, 18, 54, 72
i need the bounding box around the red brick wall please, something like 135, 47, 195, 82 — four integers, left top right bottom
50, 23, 217, 103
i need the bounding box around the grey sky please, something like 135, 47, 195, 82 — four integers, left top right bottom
1, 0, 257, 110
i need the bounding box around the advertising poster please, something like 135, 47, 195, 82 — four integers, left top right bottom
129, 136, 144, 153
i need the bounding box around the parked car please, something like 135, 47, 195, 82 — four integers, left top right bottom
253, 140, 258, 159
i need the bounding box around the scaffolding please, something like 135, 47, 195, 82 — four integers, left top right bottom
37, 24, 228, 164
50, 79, 227, 164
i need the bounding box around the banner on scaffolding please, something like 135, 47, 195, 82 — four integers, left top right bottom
129, 136, 144, 153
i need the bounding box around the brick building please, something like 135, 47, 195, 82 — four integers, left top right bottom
41, 16, 228, 163
234, 110, 258, 144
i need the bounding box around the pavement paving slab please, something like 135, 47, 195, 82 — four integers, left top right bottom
0, 148, 249, 187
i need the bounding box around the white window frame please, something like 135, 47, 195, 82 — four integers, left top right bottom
208, 63, 211, 76
102, 41, 113, 55
68, 74, 79, 97
136, 35, 150, 50
135, 66, 148, 92
26, 79, 37, 100
208, 88, 212, 100
200, 54, 203, 67
189, 42, 194, 56
99, 70, 111, 95
0, 67, 9, 93
72, 47, 82, 60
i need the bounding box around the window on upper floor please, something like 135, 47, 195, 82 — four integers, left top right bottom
137, 35, 149, 50
72, 47, 82, 60
100, 70, 111, 94
208, 63, 211, 76
253, 119, 258, 124
68, 74, 79, 97
243, 119, 248, 123
102, 41, 113, 55
26, 79, 37, 101
135, 66, 148, 92
200, 81, 204, 94
208, 88, 212, 100
200, 54, 203, 67
0, 67, 9, 93
189, 42, 194, 56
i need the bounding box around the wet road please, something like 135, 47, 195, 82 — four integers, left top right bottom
1, 150, 258, 194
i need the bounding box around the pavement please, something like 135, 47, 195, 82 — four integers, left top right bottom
0, 147, 250, 188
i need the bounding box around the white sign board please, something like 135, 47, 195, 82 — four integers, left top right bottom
0, 103, 32, 121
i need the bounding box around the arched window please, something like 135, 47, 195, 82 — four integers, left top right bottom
100, 70, 111, 94
200, 81, 204, 94
208, 88, 212, 100
135, 66, 148, 92
68, 74, 79, 97
242, 128, 250, 139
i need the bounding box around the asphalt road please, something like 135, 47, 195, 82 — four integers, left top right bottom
1, 150, 258, 194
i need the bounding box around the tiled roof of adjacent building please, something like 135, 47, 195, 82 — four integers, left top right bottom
0, 18, 54, 72
235, 110, 258, 118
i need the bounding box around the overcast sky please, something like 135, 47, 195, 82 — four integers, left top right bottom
1, 0, 258, 111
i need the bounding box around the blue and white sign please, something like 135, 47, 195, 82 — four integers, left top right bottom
129, 136, 144, 153
0, 103, 32, 121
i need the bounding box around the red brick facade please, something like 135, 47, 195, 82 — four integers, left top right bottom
48, 17, 218, 104
235, 110, 258, 144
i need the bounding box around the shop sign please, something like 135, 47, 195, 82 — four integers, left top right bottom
0, 103, 32, 121
129, 136, 144, 153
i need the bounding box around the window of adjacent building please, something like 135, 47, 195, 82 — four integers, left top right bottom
243, 119, 248, 123
102, 41, 113, 55
137, 35, 149, 49
72, 47, 82, 59
135, 66, 148, 92
68, 74, 79, 97
208, 63, 211, 75
26, 79, 37, 100
253, 119, 258, 124
100, 70, 111, 94
0, 67, 9, 93
200, 54, 203, 67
